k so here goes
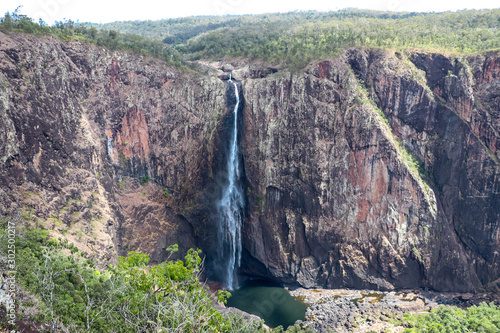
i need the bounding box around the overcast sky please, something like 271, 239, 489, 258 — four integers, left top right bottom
1, 0, 499, 24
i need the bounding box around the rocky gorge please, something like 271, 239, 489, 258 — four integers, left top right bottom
0, 30, 499, 298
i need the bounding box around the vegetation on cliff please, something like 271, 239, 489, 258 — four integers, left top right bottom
0, 8, 184, 67
89, 9, 500, 68
2, 8, 499, 70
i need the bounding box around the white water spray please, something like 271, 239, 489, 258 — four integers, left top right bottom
217, 76, 244, 289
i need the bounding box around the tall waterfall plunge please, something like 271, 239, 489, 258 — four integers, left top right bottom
216, 79, 245, 289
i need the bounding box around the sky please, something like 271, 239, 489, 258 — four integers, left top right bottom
1, 0, 499, 25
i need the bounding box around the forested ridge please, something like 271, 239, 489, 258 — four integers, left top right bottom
0, 8, 185, 67
1, 8, 499, 69
85, 10, 428, 43
87, 9, 500, 67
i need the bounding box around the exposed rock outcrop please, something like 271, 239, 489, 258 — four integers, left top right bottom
240, 56, 440, 290
290, 288, 499, 332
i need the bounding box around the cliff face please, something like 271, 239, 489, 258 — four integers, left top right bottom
240, 57, 438, 290
347, 50, 500, 291
240, 50, 500, 292
0, 31, 498, 292
0, 31, 226, 265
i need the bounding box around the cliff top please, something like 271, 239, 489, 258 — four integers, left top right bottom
1, 8, 499, 70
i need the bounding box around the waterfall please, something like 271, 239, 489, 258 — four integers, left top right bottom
106, 136, 114, 156
217, 77, 244, 289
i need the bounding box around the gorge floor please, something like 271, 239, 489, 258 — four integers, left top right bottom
288, 288, 500, 332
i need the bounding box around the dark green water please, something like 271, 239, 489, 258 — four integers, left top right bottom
226, 280, 307, 329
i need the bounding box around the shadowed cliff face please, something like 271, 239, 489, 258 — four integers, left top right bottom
344, 49, 500, 291
240, 50, 500, 292
240, 58, 440, 290
0, 31, 498, 292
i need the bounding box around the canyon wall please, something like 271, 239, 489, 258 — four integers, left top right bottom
240, 50, 500, 292
0, 31, 498, 292
0, 31, 226, 265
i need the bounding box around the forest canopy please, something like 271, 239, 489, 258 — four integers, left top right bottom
1, 8, 500, 69
87, 9, 500, 67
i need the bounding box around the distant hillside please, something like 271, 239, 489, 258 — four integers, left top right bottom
85, 10, 427, 44
2, 8, 499, 69
86, 15, 244, 44
87, 9, 500, 67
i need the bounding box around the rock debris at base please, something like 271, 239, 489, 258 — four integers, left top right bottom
289, 288, 498, 332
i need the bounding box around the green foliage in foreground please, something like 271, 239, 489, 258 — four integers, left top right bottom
0, 7, 183, 67
0, 222, 263, 332
403, 303, 500, 333
0, 218, 313, 332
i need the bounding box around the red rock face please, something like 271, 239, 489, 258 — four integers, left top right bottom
241, 57, 438, 290
317, 60, 331, 79
108, 57, 120, 90
480, 54, 500, 85
112, 106, 151, 160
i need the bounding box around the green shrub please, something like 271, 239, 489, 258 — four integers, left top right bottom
141, 175, 151, 185
0, 218, 268, 332
403, 303, 500, 333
